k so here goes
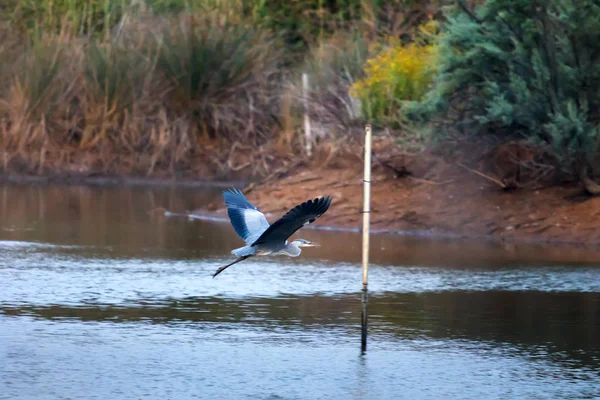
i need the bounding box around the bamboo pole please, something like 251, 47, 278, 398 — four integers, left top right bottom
302, 73, 312, 156
361, 124, 372, 352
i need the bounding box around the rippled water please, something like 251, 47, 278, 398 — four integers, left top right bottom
1, 183, 600, 399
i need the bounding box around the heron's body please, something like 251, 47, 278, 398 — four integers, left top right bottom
232, 240, 302, 258
212, 189, 332, 277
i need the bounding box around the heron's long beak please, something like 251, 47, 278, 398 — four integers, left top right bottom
305, 241, 320, 247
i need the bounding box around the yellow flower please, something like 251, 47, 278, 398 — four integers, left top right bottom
350, 23, 440, 123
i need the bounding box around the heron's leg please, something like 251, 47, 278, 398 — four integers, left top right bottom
212, 255, 253, 278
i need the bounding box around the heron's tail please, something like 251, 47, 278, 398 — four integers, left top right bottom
231, 245, 256, 258
212, 255, 253, 278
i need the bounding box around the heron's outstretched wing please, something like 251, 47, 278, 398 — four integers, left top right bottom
251, 196, 332, 246
223, 188, 270, 245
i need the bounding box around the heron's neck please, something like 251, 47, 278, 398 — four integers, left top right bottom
285, 242, 302, 257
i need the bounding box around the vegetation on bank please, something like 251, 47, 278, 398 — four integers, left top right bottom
406, 0, 600, 185
350, 20, 440, 126
0, 0, 440, 178
1, 0, 600, 188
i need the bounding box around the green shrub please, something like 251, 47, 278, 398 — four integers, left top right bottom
7, 0, 124, 36
0, 34, 75, 153
78, 39, 153, 147
406, 0, 600, 179
243, 0, 363, 51
4, 0, 192, 36
350, 21, 440, 126
154, 12, 282, 141
13, 37, 69, 122
84, 41, 147, 111
243, 0, 448, 53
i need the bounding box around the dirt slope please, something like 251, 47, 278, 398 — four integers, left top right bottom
228, 144, 600, 245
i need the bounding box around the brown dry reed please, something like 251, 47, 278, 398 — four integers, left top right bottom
0, 0, 440, 179
0, 6, 284, 179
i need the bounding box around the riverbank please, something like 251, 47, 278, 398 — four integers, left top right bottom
3, 139, 600, 246
199, 143, 600, 247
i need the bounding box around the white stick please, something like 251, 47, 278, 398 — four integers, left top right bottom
362, 124, 372, 289
302, 73, 312, 156
361, 124, 372, 352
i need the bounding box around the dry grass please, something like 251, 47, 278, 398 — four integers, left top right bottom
0, 9, 286, 179
0, 1, 442, 180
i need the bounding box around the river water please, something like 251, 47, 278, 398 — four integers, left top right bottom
1, 183, 599, 399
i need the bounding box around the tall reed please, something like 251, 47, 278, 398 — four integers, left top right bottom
0, 0, 440, 177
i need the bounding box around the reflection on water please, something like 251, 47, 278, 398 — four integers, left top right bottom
1, 183, 600, 399
3, 292, 599, 361
4, 182, 600, 265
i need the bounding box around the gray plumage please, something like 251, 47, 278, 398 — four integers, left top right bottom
223, 188, 270, 246
213, 189, 332, 278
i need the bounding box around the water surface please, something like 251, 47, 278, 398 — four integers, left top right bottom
1, 183, 599, 399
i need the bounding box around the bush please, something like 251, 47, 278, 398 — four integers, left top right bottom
0, 35, 73, 152
154, 12, 282, 142
243, 0, 448, 55
406, 0, 600, 180
4, 0, 190, 36
79, 40, 152, 147
0, 9, 283, 176
350, 20, 439, 126
244, 0, 363, 51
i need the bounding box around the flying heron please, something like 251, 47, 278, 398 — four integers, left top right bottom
212, 188, 332, 278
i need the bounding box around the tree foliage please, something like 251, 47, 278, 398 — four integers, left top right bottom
406, 0, 600, 179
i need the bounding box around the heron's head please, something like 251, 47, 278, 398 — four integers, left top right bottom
291, 238, 320, 248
